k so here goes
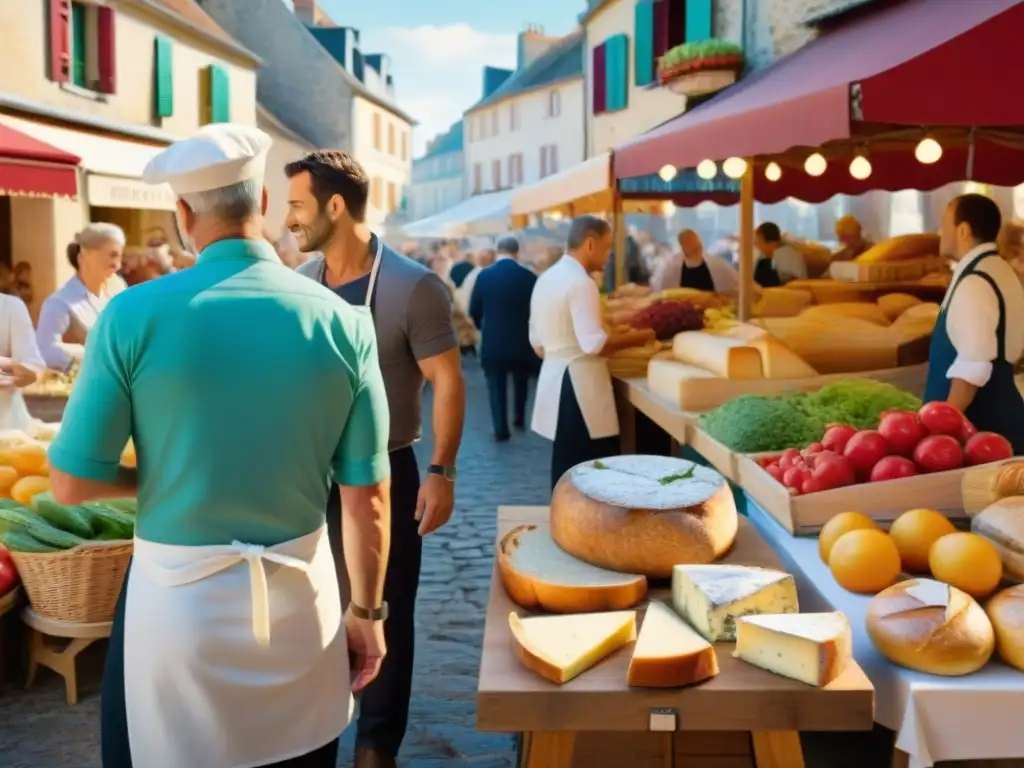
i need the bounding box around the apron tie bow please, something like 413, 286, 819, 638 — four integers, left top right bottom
229, 540, 311, 648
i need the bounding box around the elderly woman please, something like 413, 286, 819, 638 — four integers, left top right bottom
36, 222, 127, 371
832, 215, 873, 262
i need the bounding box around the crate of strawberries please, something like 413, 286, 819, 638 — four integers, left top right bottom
738, 402, 1015, 535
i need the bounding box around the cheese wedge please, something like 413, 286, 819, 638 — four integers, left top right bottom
647, 354, 716, 407
672, 331, 764, 379
627, 601, 718, 688
508, 611, 637, 685
672, 564, 799, 641
734, 612, 852, 687
751, 336, 818, 379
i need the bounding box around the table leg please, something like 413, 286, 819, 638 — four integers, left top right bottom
619, 397, 637, 455
24, 629, 42, 689
521, 731, 576, 768
30, 636, 96, 706
890, 748, 910, 768
751, 731, 804, 768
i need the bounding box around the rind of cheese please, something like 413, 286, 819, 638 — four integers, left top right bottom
972, 498, 1024, 581
734, 611, 852, 687
498, 525, 648, 613
570, 455, 724, 510
628, 601, 719, 688
508, 610, 637, 685
751, 336, 818, 379
672, 564, 799, 641
672, 331, 764, 379
647, 355, 717, 408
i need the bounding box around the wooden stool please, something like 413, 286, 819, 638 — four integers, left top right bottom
22, 607, 111, 705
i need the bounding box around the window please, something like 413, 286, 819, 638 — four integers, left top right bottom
654, 0, 711, 64
477, 115, 486, 140
387, 123, 395, 155
373, 113, 382, 150
473, 163, 482, 193
592, 44, 607, 114
540, 145, 559, 178
387, 181, 397, 212
509, 102, 520, 131
548, 89, 561, 117
371, 176, 383, 209
154, 36, 174, 118
401, 131, 408, 161
60, 1, 116, 93
490, 110, 499, 137
508, 154, 523, 186
491, 159, 501, 190
201, 65, 230, 124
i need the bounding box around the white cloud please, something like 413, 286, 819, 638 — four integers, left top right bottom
359, 24, 517, 156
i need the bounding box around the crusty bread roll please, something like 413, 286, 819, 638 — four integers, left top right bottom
497, 525, 647, 613
985, 585, 1024, 671
866, 578, 995, 676
550, 455, 738, 579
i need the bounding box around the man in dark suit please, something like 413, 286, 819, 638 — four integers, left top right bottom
470, 236, 539, 442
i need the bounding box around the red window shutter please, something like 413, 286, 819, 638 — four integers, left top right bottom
653, 0, 671, 60
97, 5, 117, 94
49, 0, 71, 84
592, 44, 607, 114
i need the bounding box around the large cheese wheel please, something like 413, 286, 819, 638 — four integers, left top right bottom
671, 331, 764, 379
986, 585, 1024, 671
550, 455, 738, 578
866, 578, 995, 676
497, 524, 647, 613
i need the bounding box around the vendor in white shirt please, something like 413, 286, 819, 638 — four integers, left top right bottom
753, 222, 807, 287
36, 223, 127, 371
651, 228, 739, 293
926, 193, 1024, 451
530, 215, 636, 490
0, 294, 46, 430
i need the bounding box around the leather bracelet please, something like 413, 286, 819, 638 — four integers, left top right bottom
350, 601, 389, 621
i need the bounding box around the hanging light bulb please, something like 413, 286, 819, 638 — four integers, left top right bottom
915, 137, 943, 164
662, 201, 676, 218
658, 164, 678, 182
804, 152, 827, 177
849, 154, 872, 180
696, 159, 718, 180
764, 162, 782, 182
722, 157, 747, 179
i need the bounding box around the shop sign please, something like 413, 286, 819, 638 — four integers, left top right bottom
87, 175, 177, 211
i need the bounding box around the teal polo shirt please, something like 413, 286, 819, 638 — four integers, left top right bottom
48, 238, 390, 547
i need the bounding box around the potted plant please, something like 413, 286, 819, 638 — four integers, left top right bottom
658, 39, 745, 96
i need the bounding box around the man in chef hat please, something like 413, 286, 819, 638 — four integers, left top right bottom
46, 122, 392, 768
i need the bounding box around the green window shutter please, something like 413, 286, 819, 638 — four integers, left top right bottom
604, 34, 629, 112
71, 2, 87, 88
209, 64, 230, 123
634, 1, 655, 87
154, 37, 174, 118
685, 0, 713, 42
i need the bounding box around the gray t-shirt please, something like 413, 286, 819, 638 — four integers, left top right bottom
296, 243, 457, 452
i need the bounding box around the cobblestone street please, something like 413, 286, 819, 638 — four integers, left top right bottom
0, 359, 548, 767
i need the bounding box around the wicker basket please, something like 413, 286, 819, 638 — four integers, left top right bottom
24, 394, 68, 423
9, 541, 132, 623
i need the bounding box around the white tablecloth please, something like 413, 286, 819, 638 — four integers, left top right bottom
746, 499, 1024, 768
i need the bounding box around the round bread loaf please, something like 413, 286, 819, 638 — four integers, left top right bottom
866, 578, 995, 676
549, 455, 738, 578
986, 584, 1024, 671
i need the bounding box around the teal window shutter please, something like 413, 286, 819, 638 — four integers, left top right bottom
634, 1, 655, 87
209, 64, 230, 123
154, 37, 174, 118
685, 0, 713, 42
604, 34, 629, 111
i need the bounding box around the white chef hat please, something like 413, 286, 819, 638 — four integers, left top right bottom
143, 123, 273, 196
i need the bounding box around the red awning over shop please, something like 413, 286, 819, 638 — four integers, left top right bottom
612, 0, 1024, 192
0, 123, 80, 199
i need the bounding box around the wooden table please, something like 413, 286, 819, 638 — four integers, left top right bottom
478, 507, 875, 768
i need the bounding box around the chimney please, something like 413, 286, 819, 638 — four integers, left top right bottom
517, 23, 559, 71
309, 26, 365, 81
293, 0, 335, 27
481, 66, 513, 100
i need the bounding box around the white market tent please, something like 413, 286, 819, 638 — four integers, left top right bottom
403, 189, 514, 238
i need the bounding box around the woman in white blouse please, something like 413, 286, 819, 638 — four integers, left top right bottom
36, 222, 127, 371
0, 293, 47, 429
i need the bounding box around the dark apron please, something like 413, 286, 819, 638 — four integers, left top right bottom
754, 256, 781, 288
923, 252, 1024, 454
680, 260, 715, 291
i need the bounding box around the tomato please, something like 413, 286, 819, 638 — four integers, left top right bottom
821, 424, 858, 454
843, 430, 890, 477
801, 476, 832, 494
877, 410, 925, 456
961, 419, 978, 442
918, 401, 967, 437
806, 449, 840, 468
778, 448, 802, 470
965, 432, 1014, 466
783, 466, 810, 490
0, 548, 17, 597
913, 434, 965, 473
802, 442, 824, 457
765, 463, 785, 483
809, 454, 857, 490
869, 455, 918, 482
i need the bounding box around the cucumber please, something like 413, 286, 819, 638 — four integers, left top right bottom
0, 507, 83, 550
80, 507, 134, 540
33, 499, 93, 538
0, 530, 58, 553
92, 498, 137, 516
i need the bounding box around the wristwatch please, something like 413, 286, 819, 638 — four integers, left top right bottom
427, 464, 457, 482
350, 601, 389, 622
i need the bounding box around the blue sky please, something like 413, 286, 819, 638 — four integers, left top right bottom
314, 0, 583, 156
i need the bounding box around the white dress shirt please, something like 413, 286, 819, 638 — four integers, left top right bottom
651, 251, 740, 293
758, 243, 808, 283
0, 294, 46, 430
943, 242, 1024, 387
36, 274, 127, 371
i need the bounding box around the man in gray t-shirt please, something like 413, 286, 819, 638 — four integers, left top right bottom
286, 150, 466, 768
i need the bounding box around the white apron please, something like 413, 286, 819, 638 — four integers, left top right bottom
532, 349, 619, 441
122, 244, 385, 768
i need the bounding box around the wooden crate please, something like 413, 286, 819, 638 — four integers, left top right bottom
688, 423, 742, 482
736, 456, 1013, 534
